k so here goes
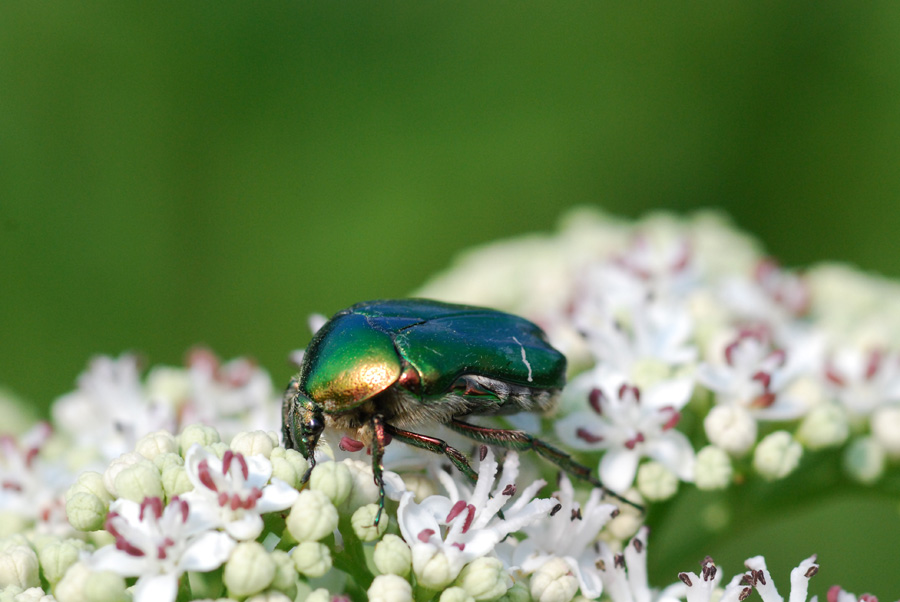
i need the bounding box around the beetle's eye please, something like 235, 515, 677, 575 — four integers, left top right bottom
306, 417, 323, 432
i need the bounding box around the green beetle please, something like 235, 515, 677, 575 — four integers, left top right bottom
282, 299, 636, 521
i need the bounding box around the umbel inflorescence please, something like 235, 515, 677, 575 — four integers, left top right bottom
1, 208, 897, 602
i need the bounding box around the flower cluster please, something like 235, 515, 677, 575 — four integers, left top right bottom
0, 208, 896, 601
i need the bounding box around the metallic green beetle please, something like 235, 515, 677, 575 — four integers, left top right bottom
282, 298, 637, 522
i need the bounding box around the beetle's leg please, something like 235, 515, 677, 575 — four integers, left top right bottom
371, 414, 389, 526
383, 424, 479, 484
447, 419, 644, 512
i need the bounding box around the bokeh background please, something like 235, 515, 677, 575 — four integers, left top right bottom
3, 2, 900, 597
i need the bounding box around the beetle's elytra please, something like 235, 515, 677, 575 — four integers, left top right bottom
282, 298, 640, 522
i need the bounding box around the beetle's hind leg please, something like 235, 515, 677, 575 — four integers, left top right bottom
447, 418, 643, 512
382, 424, 479, 483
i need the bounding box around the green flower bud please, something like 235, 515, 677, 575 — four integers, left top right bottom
753, 431, 802, 480
292, 541, 332, 578
796, 403, 849, 450
339, 459, 380, 513
843, 436, 886, 485
456, 557, 510, 601
161, 464, 193, 498
497, 581, 531, 602
38, 539, 85, 586
1, 585, 53, 602
0, 543, 39, 588
179, 424, 221, 453
102, 452, 146, 496
267, 550, 297, 599
411, 547, 456, 590
230, 431, 277, 459
83, 569, 129, 602
269, 448, 309, 490
636, 461, 678, 501
64, 493, 107, 532
351, 504, 388, 542
309, 462, 352, 507
224, 541, 276, 598
396, 473, 436, 502
152, 451, 184, 473
246, 592, 293, 602
368, 574, 412, 602
65, 472, 112, 505
530, 557, 577, 602
286, 490, 338, 542
373, 534, 412, 577
305, 589, 332, 602
0, 512, 28, 539
135, 431, 178, 460
872, 405, 900, 457
113, 462, 164, 503
441, 587, 476, 602
209, 441, 230, 459
693, 446, 733, 490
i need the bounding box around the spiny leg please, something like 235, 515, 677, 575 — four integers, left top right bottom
371, 415, 389, 525
447, 418, 644, 512
383, 424, 479, 484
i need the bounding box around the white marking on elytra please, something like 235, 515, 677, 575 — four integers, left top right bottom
512, 337, 533, 382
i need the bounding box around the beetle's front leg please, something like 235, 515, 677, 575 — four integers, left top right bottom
447, 418, 643, 512
371, 414, 389, 526
383, 424, 479, 483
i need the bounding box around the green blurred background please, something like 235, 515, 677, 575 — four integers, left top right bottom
3, 2, 900, 596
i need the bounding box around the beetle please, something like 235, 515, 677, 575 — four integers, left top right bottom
282, 298, 639, 522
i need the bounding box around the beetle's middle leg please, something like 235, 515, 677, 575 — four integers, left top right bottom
447, 418, 643, 512
382, 424, 479, 483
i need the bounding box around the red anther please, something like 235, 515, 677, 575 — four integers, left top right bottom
768, 349, 786, 367
446, 500, 468, 523
104, 512, 122, 538
866, 349, 883, 381
724, 340, 741, 366
218, 492, 229, 507
679, 573, 692, 586
24, 447, 39, 469
198, 460, 219, 492
751, 392, 776, 408
660, 407, 681, 430
631, 537, 643, 553
479, 445, 488, 461
625, 432, 645, 450
236, 453, 249, 480
824, 361, 845, 387
339, 436, 364, 452
827, 585, 842, 602
588, 388, 604, 414
502, 484, 516, 496
461, 504, 476, 533
614, 553, 625, 568
140, 497, 164, 521
618, 384, 640, 402
223, 450, 234, 475
550, 503, 562, 516
751, 371, 771, 391
417, 529, 435, 543
576, 428, 603, 444
175, 497, 189, 523
452, 542, 466, 551
116, 536, 145, 557
2, 481, 22, 492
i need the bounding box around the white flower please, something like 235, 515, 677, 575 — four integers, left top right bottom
669, 557, 751, 602
741, 555, 818, 602
182, 444, 298, 540
555, 372, 695, 492
52, 354, 175, 461
822, 347, 900, 418
511, 474, 618, 599
90, 496, 235, 602
594, 526, 653, 602
397, 448, 554, 588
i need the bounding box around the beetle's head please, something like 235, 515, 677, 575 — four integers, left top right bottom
283, 378, 325, 465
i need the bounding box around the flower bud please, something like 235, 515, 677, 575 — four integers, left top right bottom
113, 461, 164, 503
102, 452, 146, 497
224, 541, 276, 598
796, 403, 848, 450
368, 574, 413, 602
269, 447, 309, 489
0, 512, 28, 538
397, 473, 437, 502
310, 461, 353, 507
411, 547, 456, 590
351, 504, 388, 542
636, 461, 678, 501
65, 493, 107, 532
65, 471, 112, 505
374, 534, 412, 577
305, 589, 333, 602
843, 436, 886, 484
753, 431, 802, 480
286, 490, 338, 542
0, 543, 39, 588
83, 569, 129, 602
135, 431, 178, 460
704, 405, 757, 455
440, 587, 476, 602
871, 405, 900, 457
246, 592, 293, 602
455, 556, 510, 601
693, 446, 733, 490
179, 424, 221, 453
339, 459, 380, 513
38, 539, 85, 586
292, 541, 332, 578
497, 581, 531, 602
530, 557, 577, 602
231, 430, 277, 458
161, 463, 193, 498
268, 549, 297, 599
